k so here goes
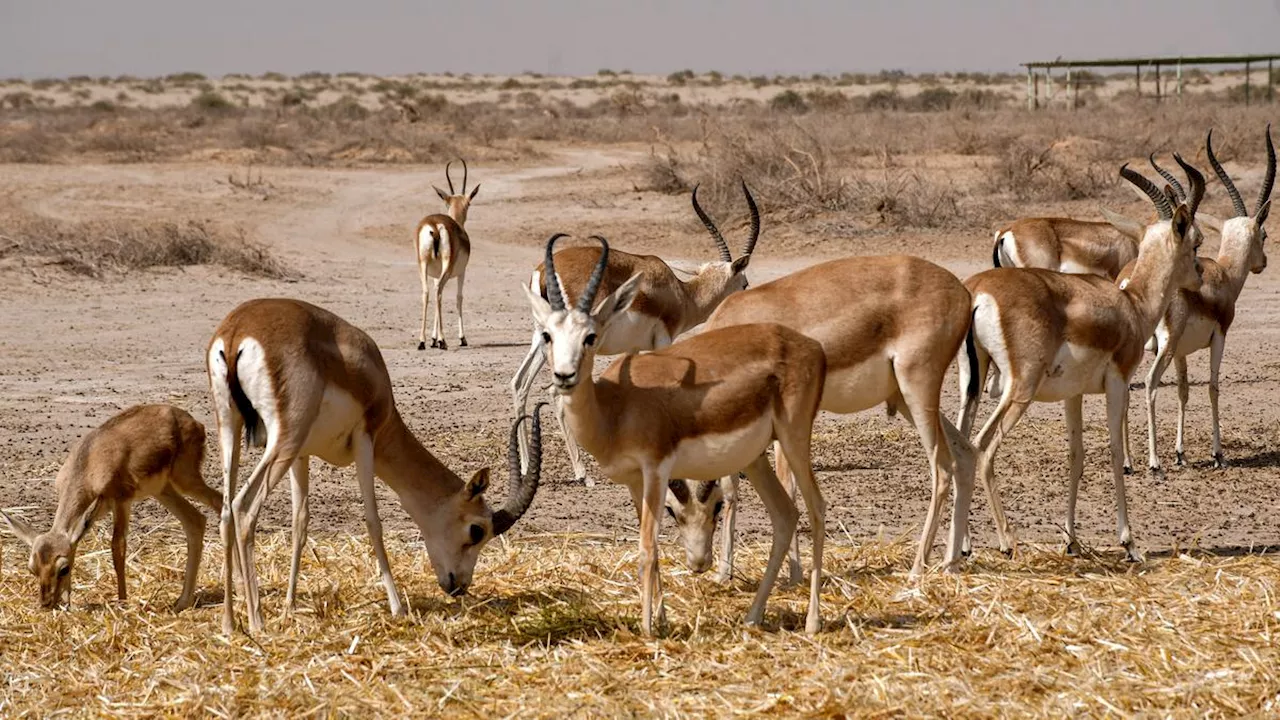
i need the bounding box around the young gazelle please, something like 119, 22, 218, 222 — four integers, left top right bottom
524, 234, 828, 635
1124, 127, 1274, 473
957, 165, 1203, 560
1, 404, 221, 611
511, 182, 762, 485
417, 159, 479, 350
208, 298, 542, 635
664, 255, 979, 582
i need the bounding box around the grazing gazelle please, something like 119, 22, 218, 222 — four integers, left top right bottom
417, 159, 479, 350
664, 255, 979, 582
1123, 127, 1274, 473
207, 298, 542, 635
524, 234, 828, 635
956, 164, 1203, 560
1, 404, 221, 611
511, 182, 762, 485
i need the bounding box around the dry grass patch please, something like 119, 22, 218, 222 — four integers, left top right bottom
1, 531, 1278, 717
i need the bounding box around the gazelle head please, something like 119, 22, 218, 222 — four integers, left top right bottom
1206, 125, 1274, 275
433, 159, 481, 226
524, 234, 642, 395
2, 499, 100, 609
686, 181, 761, 301
1148, 151, 1208, 248
421, 408, 544, 596
664, 479, 725, 573
1120, 163, 1203, 293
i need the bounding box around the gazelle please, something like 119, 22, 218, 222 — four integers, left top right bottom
524, 234, 828, 635
207, 298, 542, 635
1, 404, 221, 611
956, 164, 1203, 560
511, 182, 762, 485
417, 159, 479, 350
1124, 127, 1274, 473
664, 255, 979, 582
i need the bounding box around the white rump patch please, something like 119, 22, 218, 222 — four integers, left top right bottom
998, 231, 1021, 267
234, 337, 278, 442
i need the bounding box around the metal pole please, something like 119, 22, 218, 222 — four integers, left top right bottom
1026, 66, 1033, 110
1246, 61, 1252, 105
1034, 70, 1040, 109
1067, 66, 1075, 110
1155, 63, 1161, 102
1046, 67, 1053, 104
1136, 64, 1141, 98
1270, 59, 1274, 103
1177, 60, 1183, 103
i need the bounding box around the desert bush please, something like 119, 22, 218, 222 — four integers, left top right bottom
770, 90, 809, 113
190, 90, 234, 112
864, 89, 904, 111
912, 87, 956, 112
667, 70, 696, 86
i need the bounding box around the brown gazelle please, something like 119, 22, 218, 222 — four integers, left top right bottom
207, 298, 542, 635
956, 165, 1203, 560
665, 255, 979, 582
511, 183, 761, 485
1, 404, 221, 611
1123, 127, 1274, 473
524, 234, 828, 635
417, 159, 479, 350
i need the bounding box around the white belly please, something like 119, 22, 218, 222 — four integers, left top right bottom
1034, 342, 1112, 401
667, 414, 775, 481
819, 358, 895, 414
301, 387, 365, 466
1174, 316, 1217, 357
597, 310, 671, 355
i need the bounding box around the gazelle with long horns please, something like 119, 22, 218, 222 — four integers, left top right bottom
208, 298, 542, 635
417, 159, 480, 350
524, 234, 829, 635
511, 182, 762, 485
1122, 127, 1274, 473
664, 255, 979, 582
956, 164, 1203, 561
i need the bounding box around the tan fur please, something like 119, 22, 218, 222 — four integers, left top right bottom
994, 217, 1140, 279
1, 404, 219, 611
418, 162, 479, 350
207, 298, 533, 635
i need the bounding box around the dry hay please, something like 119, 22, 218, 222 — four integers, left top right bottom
1, 526, 1279, 718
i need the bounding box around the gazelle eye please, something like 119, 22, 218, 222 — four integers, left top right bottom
57, 565, 70, 578
584, 333, 597, 347
541, 331, 551, 344
713, 501, 725, 516
664, 506, 675, 520
469, 524, 485, 545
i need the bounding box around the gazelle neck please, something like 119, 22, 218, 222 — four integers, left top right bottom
374, 409, 463, 520
1215, 220, 1257, 296
1122, 240, 1182, 338
558, 352, 612, 460
678, 268, 737, 334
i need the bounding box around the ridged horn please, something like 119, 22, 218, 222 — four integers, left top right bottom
1149, 154, 1187, 202
460, 158, 470, 194
1257, 124, 1275, 218
542, 233, 570, 312
445, 160, 456, 195
1172, 153, 1205, 216
580, 236, 610, 313
493, 403, 544, 536
1120, 164, 1173, 220
1207, 129, 1247, 218
691, 184, 733, 262
740, 180, 761, 257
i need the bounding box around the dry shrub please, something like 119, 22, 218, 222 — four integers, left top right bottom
0, 212, 296, 279
988, 138, 1117, 201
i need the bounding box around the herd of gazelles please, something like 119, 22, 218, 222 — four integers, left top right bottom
1, 128, 1273, 637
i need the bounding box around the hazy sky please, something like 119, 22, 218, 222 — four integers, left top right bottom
3, 1, 1280, 78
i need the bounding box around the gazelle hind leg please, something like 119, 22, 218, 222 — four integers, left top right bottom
715, 473, 740, 584
1063, 395, 1085, 555
1209, 332, 1226, 468
418, 262, 431, 350
1174, 356, 1190, 466
216, 417, 242, 635
1105, 373, 1140, 561
772, 440, 804, 585
286, 456, 310, 612
1144, 341, 1175, 474
432, 276, 446, 349
233, 446, 293, 634
455, 271, 468, 346
155, 486, 207, 612
740, 454, 799, 628
510, 333, 546, 473
895, 362, 959, 576
971, 386, 1033, 559
939, 417, 976, 566
111, 501, 130, 601
773, 428, 825, 634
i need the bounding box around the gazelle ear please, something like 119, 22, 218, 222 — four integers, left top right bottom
465, 468, 490, 499
730, 255, 750, 274
1099, 207, 1145, 241
434, 186, 449, 202
1, 510, 38, 547
523, 278, 553, 327
68, 498, 102, 545
1172, 203, 1192, 244
468, 184, 481, 201
592, 273, 641, 328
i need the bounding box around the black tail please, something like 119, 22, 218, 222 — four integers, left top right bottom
991, 232, 1003, 268
431, 226, 441, 259
223, 349, 265, 448
964, 307, 980, 401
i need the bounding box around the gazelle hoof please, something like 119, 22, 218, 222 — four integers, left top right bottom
417, 341, 426, 351
1123, 464, 1133, 476
1065, 540, 1082, 557
1212, 453, 1226, 469
437, 339, 447, 350
806, 614, 821, 635
1122, 542, 1142, 563
578, 476, 595, 488
429, 339, 439, 349
1000, 547, 1013, 559
1149, 465, 1164, 478
1175, 451, 1186, 467
713, 570, 733, 585
459, 337, 468, 347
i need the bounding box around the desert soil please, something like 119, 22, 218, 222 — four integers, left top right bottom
2, 147, 1279, 565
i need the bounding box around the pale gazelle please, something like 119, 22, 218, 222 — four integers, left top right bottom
207, 298, 542, 635
417, 159, 479, 350
510, 182, 761, 485
1123, 127, 1274, 473
956, 165, 1203, 560
524, 234, 828, 635
2, 404, 221, 611
664, 255, 979, 582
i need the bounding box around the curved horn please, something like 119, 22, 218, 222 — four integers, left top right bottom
1149, 153, 1187, 202
460, 158, 470, 194
579, 235, 610, 313
543, 233, 570, 312
1120, 164, 1173, 220
691, 184, 732, 262
1172, 153, 1205, 216
1257, 124, 1275, 218
740, 180, 761, 257
493, 403, 544, 536
444, 160, 456, 195
1207, 129, 1247, 218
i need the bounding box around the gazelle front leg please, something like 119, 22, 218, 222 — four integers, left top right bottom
286, 456, 311, 613
1063, 395, 1085, 555
634, 470, 668, 636
1105, 373, 1140, 562
1209, 331, 1226, 468
714, 473, 741, 584
551, 386, 591, 486
740, 454, 799, 628
111, 501, 130, 601
771, 441, 804, 585
1174, 356, 1190, 466
1144, 332, 1176, 474
455, 271, 468, 347
355, 432, 404, 616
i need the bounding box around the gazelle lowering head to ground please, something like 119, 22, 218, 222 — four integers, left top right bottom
1122, 127, 1274, 474
524, 234, 828, 635
207, 298, 542, 635
510, 182, 762, 485
663, 255, 979, 582
417, 159, 479, 350
1, 404, 221, 611
957, 164, 1203, 560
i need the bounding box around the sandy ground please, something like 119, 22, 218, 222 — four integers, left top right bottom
2, 147, 1280, 572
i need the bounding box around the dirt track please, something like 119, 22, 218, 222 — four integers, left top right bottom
3, 148, 1280, 564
